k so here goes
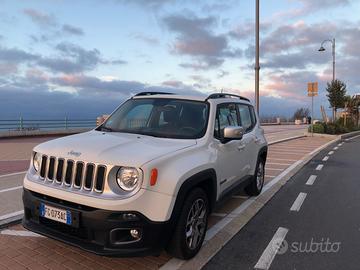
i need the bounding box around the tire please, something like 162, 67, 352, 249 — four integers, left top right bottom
166, 188, 209, 260
245, 158, 265, 196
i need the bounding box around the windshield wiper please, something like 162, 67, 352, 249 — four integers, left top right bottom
99, 126, 114, 132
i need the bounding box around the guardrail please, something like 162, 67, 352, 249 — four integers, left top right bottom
0, 118, 96, 131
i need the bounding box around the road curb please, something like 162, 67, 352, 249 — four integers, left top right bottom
268, 135, 306, 145
161, 136, 341, 270
0, 211, 24, 229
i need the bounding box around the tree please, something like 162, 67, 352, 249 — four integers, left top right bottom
344, 95, 360, 126
293, 108, 310, 120
326, 79, 347, 121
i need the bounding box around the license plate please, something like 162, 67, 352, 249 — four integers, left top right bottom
40, 203, 72, 225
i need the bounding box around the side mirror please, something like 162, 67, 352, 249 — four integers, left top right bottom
222, 126, 244, 143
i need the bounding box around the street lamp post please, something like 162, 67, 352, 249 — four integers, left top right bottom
255, 0, 260, 115
318, 38, 336, 120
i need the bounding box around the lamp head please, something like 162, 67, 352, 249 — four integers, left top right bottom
318, 46, 326, 52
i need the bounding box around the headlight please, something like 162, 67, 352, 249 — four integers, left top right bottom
33, 152, 42, 172
116, 167, 141, 192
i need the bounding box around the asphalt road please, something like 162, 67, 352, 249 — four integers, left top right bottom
204, 135, 360, 270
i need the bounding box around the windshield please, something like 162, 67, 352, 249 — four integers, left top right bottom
100, 98, 209, 139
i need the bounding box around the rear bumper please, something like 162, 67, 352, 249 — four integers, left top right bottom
22, 188, 172, 257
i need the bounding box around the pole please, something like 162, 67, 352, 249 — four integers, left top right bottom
311, 94, 314, 137
332, 38, 336, 122
332, 38, 336, 82
255, 0, 260, 115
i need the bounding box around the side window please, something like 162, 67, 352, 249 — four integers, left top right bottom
214, 103, 239, 139
237, 104, 254, 132
249, 105, 257, 125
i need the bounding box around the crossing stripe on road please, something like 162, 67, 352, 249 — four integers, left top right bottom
316, 164, 324, 171
0, 186, 22, 193
306, 175, 317, 186
0, 171, 27, 179
0, 229, 44, 238
254, 227, 289, 270
290, 192, 307, 212
322, 156, 329, 161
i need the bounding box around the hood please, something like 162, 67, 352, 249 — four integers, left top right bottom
34, 130, 197, 167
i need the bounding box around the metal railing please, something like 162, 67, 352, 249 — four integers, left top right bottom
0, 117, 96, 131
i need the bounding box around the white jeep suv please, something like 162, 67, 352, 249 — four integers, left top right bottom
23, 92, 267, 259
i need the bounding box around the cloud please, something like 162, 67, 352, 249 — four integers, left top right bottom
62, 24, 84, 36
274, 0, 350, 19
0, 46, 38, 63
131, 33, 159, 45
229, 21, 271, 40
217, 70, 229, 78
0, 72, 204, 118
163, 14, 241, 70
0, 62, 17, 75
116, 0, 174, 8
37, 43, 102, 73
37, 42, 126, 74
23, 8, 57, 27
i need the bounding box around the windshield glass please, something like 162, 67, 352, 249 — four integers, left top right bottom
101, 98, 209, 139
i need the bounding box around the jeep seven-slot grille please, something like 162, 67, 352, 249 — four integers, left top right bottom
39, 155, 106, 193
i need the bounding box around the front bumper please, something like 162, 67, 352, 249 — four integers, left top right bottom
22, 188, 172, 257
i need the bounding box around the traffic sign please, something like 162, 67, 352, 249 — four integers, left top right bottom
308, 82, 318, 97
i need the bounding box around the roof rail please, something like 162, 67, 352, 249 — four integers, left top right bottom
206, 93, 250, 102
134, 91, 174, 97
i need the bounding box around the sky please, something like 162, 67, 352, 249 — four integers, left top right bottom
1, 0, 360, 119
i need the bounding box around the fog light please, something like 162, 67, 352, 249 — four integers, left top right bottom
130, 229, 141, 239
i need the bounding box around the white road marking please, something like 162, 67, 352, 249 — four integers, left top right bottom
232, 195, 249, 199
269, 149, 309, 154
262, 160, 303, 193
290, 192, 307, 212
267, 162, 293, 166
266, 168, 284, 171
265, 175, 276, 178
267, 158, 298, 162
328, 151, 334, 155
0, 159, 29, 162
347, 134, 360, 141
322, 156, 329, 161
0, 171, 27, 179
306, 175, 317, 186
211, 213, 227, 218
0, 210, 24, 222
338, 143, 342, 146
0, 229, 44, 238
254, 227, 289, 270
0, 186, 22, 193
333, 147, 339, 150
316, 164, 324, 171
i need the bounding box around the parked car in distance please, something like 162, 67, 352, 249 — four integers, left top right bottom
23, 92, 268, 259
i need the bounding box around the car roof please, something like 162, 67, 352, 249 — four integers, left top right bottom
132, 92, 252, 105
132, 94, 207, 102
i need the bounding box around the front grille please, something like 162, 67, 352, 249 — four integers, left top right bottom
39, 155, 106, 193
48, 157, 55, 181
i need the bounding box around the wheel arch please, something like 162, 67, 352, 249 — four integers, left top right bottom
170, 169, 217, 222
258, 145, 268, 163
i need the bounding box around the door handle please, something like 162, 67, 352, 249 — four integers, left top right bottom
237, 144, 246, 151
